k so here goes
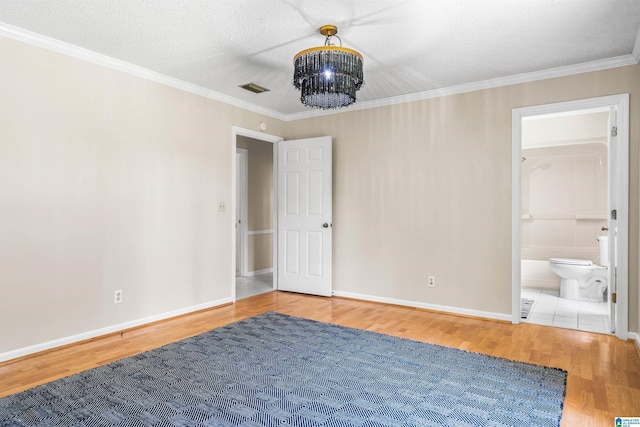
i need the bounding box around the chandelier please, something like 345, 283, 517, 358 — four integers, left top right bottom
293, 25, 364, 109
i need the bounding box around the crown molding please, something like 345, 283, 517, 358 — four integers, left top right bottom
632, 28, 640, 63
283, 54, 639, 121
2, 22, 637, 124
0, 23, 288, 121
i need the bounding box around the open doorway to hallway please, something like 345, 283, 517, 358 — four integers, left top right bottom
235, 135, 275, 299
236, 273, 273, 299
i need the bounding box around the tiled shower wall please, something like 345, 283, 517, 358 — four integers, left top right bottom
521, 142, 608, 264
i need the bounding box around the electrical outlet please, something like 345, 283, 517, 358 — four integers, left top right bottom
114, 289, 123, 304
428, 276, 436, 287
218, 201, 226, 212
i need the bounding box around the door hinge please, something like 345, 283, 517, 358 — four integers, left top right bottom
611, 209, 617, 220
612, 292, 617, 303
611, 126, 618, 137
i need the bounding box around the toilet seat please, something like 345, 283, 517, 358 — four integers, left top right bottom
549, 258, 593, 266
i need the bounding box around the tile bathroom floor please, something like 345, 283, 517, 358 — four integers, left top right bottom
236, 272, 273, 299
522, 288, 610, 334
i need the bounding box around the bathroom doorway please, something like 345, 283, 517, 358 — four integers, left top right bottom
512, 94, 629, 339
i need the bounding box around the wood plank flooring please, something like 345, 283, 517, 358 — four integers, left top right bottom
1, 291, 639, 426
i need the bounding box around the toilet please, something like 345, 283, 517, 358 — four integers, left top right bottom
549, 236, 609, 301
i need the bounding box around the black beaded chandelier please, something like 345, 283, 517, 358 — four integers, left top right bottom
293, 25, 364, 109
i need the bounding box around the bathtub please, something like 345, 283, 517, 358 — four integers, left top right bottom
521, 259, 560, 290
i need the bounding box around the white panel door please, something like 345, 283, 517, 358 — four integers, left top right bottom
277, 136, 332, 296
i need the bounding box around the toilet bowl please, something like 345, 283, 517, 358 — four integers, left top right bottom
548, 235, 609, 301
549, 258, 594, 300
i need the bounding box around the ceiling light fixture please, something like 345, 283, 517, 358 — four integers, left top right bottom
293, 25, 363, 109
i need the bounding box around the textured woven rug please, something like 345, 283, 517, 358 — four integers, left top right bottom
0, 312, 567, 426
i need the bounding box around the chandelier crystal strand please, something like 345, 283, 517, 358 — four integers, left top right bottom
293, 25, 363, 109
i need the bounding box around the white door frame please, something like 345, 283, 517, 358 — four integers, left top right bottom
511, 94, 629, 340
231, 126, 282, 302
236, 147, 248, 277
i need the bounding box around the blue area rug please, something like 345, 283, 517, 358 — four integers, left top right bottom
0, 312, 566, 426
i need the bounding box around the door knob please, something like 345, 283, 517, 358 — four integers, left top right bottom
601, 226, 609, 231
322, 223, 330, 228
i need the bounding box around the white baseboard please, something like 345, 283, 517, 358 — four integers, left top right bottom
0, 297, 233, 363
521, 279, 559, 290
332, 290, 512, 322
332, 291, 637, 340
246, 268, 273, 277
247, 229, 273, 236
4, 291, 630, 363
630, 332, 640, 351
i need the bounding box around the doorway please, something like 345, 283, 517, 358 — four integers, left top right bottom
232, 127, 281, 301
231, 129, 334, 300
236, 147, 248, 278
520, 110, 609, 333
511, 94, 629, 340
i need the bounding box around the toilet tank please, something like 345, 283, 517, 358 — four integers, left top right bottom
597, 236, 609, 266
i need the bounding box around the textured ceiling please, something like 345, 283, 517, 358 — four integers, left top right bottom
0, 0, 639, 119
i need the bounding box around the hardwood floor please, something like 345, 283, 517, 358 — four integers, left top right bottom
1, 291, 639, 426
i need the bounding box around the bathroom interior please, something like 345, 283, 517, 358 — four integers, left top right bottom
520, 110, 611, 334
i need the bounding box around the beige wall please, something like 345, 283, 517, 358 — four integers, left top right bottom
236, 136, 273, 273
0, 36, 284, 356
1, 33, 638, 359
249, 234, 272, 272
283, 64, 640, 332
